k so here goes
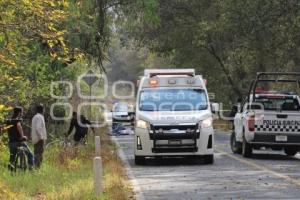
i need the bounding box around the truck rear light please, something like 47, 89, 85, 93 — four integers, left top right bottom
248, 115, 255, 132
255, 88, 265, 94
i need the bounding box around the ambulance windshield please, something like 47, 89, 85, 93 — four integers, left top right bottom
139, 88, 208, 111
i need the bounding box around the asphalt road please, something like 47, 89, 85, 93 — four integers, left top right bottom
112, 131, 300, 200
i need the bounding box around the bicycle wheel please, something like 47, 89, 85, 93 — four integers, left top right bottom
46, 140, 58, 149
14, 149, 27, 172
13, 153, 19, 172
20, 150, 27, 171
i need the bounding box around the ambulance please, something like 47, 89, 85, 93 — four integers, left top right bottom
134, 69, 217, 165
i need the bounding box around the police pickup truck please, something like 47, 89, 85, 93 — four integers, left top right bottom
134, 69, 218, 165
231, 72, 300, 157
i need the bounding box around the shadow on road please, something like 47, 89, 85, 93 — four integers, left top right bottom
131, 156, 214, 166
247, 152, 300, 161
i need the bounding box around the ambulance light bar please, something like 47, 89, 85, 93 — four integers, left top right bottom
144, 69, 195, 77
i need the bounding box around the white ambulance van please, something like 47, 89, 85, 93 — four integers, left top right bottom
134, 69, 216, 165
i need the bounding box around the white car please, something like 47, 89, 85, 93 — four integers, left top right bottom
231, 72, 300, 157
112, 102, 134, 125
134, 69, 217, 165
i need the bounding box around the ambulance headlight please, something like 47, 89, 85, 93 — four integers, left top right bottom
201, 117, 213, 128
136, 119, 149, 129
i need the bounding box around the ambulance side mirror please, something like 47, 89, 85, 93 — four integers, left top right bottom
211, 103, 219, 113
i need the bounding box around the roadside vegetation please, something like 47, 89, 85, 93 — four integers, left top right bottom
0, 128, 133, 200
1, 0, 300, 199
214, 119, 232, 132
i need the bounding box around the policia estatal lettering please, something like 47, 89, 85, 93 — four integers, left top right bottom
263, 120, 300, 126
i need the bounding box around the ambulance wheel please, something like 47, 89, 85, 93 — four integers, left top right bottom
230, 132, 242, 154
284, 148, 298, 156
203, 155, 214, 164
135, 156, 146, 165
242, 135, 252, 158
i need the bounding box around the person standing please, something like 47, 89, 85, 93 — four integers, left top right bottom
7, 107, 34, 170
31, 104, 47, 168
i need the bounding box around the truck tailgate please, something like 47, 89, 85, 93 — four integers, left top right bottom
254, 111, 300, 134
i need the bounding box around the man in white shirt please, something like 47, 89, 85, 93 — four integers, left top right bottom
31, 104, 47, 168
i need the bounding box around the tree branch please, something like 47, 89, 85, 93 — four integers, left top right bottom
204, 44, 243, 98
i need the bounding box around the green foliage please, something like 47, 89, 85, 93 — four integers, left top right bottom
135, 0, 160, 26
0, 0, 72, 120
0, 139, 101, 199
0, 0, 103, 120
0, 128, 132, 200
0, 0, 73, 65
105, 38, 171, 82
122, 0, 300, 105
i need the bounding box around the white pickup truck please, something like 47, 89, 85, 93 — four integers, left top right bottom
231, 72, 300, 157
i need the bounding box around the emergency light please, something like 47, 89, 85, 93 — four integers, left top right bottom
149, 79, 158, 86
145, 69, 195, 77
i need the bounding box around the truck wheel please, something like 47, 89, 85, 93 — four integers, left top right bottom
230, 132, 242, 154
135, 156, 146, 165
242, 135, 252, 158
203, 155, 214, 164
284, 148, 298, 156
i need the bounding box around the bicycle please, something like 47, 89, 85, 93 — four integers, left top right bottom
8, 143, 28, 172
46, 128, 95, 149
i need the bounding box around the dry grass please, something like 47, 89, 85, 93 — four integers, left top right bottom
100, 129, 134, 200
0, 127, 134, 200
0, 181, 20, 200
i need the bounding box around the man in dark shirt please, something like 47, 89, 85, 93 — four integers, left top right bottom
7, 107, 34, 170
66, 112, 95, 145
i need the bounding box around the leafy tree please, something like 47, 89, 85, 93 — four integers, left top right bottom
121, 0, 300, 104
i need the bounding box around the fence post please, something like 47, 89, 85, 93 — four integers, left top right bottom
93, 157, 102, 196
95, 136, 101, 156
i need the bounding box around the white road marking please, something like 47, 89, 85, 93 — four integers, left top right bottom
111, 136, 146, 200
112, 131, 300, 199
